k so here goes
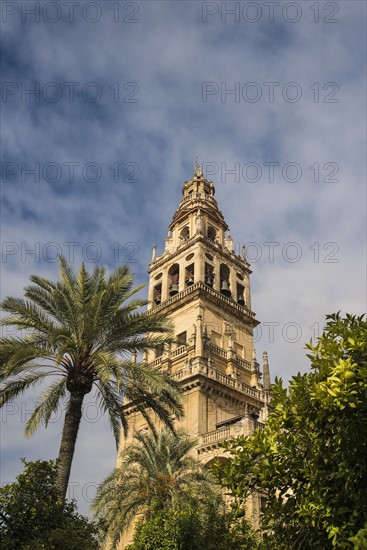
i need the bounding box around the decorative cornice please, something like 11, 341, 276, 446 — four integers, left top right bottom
150, 234, 251, 274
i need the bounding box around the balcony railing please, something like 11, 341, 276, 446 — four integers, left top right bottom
171, 363, 260, 400
171, 344, 187, 358
206, 342, 227, 359
199, 417, 264, 448
149, 357, 162, 368
236, 357, 252, 370
148, 342, 254, 385
201, 426, 231, 445
150, 281, 255, 319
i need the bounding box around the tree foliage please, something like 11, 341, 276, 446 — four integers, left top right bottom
93, 428, 217, 547
0, 459, 100, 550
0, 257, 183, 499
128, 495, 259, 550
216, 313, 367, 549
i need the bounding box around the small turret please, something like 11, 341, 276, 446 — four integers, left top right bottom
263, 351, 271, 390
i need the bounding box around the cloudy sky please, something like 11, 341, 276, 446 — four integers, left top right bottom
1, 0, 366, 515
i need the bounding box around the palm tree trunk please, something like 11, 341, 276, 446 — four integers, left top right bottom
56, 390, 84, 500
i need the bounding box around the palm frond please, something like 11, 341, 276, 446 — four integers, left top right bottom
25, 377, 67, 437
58, 255, 77, 291
0, 340, 56, 378
95, 379, 125, 447
0, 296, 55, 334
0, 370, 53, 406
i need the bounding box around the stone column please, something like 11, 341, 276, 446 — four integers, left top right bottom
161, 267, 168, 302
195, 314, 203, 357
245, 274, 251, 309
178, 258, 185, 293
226, 330, 235, 376
250, 348, 260, 387
229, 268, 237, 301
195, 246, 205, 283
213, 256, 220, 292
148, 275, 154, 308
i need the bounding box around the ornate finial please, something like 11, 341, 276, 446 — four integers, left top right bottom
194, 156, 203, 177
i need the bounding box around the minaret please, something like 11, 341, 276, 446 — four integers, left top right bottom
120, 165, 272, 541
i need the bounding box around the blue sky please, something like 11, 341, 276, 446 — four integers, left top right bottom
1, 0, 366, 515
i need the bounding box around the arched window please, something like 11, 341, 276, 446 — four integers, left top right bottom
237, 283, 245, 306
220, 264, 231, 297
204, 263, 214, 287
207, 225, 216, 241
153, 283, 162, 305
185, 263, 195, 287
168, 264, 180, 296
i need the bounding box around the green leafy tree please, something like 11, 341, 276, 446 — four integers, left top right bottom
216, 313, 367, 549
92, 428, 218, 547
0, 459, 100, 549
0, 257, 183, 500
128, 496, 259, 550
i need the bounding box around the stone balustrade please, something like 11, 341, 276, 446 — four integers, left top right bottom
149, 281, 255, 319
171, 344, 187, 358
170, 362, 261, 400
199, 417, 264, 449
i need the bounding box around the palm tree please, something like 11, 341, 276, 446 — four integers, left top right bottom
0, 257, 183, 500
92, 428, 217, 548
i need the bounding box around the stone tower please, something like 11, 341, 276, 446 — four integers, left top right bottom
120, 164, 271, 538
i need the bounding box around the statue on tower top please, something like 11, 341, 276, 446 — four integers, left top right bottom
194, 157, 203, 178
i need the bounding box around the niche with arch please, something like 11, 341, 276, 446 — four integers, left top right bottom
179, 226, 190, 242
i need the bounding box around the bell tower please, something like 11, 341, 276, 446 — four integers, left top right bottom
121, 164, 272, 534
146, 163, 271, 451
